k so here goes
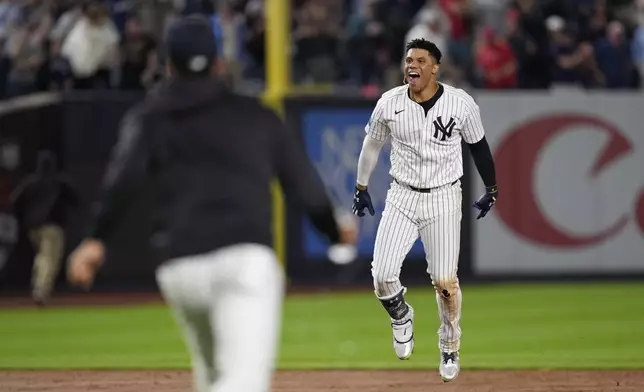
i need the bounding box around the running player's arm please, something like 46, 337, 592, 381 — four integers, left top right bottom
356, 100, 390, 190
86, 107, 153, 242
461, 99, 496, 187
270, 111, 341, 244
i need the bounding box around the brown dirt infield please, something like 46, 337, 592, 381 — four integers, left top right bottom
1, 370, 644, 392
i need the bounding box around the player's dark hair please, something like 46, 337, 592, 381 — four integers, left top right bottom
405, 38, 442, 64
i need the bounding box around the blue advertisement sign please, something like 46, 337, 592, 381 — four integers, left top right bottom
301, 108, 425, 260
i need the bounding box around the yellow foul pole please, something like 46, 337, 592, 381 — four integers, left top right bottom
262, 0, 290, 266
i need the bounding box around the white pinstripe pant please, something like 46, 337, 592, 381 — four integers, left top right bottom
156, 244, 284, 392
371, 180, 462, 352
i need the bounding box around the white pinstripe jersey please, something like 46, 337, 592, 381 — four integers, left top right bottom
365, 82, 485, 189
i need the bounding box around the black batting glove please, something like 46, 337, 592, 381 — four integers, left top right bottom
352, 186, 375, 217
472, 185, 498, 220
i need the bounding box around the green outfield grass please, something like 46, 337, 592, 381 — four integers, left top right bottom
0, 282, 643, 370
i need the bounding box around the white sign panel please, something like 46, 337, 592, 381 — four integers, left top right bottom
473, 91, 644, 274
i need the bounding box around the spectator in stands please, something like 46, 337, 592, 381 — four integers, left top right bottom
49, 2, 83, 45
632, 0, 644, 87
0, 0, 21, 82
404, 6, 467, 86
547, 15, 604, 88
48, 3, 82, 92
574, 0, 607, 42
474, 26, 517, 89
474, 0, 510, 34
506, 7, 539, 89
61, 1, 120, 90
0, 0, 22, 98
3, 0, 643, 96
105, 0, 138, 33
384, 0, 420, 65
376, 0, 425, 89
439, 0, 473, 70
0, 0, 21, 42
52, 0, 81, 18
293, 0, 342, 83
513, 0, 551, 88
48, 40, 73, 91
180, 0, 213, 15
347, 0, 388, 87
3, 12, 49, 98
405, 8, 448, 59
594, 20, 635, 89
119, 14, 158, 91
211, 0, 246, 87
243, 0, 265, 80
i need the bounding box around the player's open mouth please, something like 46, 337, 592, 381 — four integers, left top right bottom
408, 72, 420, 86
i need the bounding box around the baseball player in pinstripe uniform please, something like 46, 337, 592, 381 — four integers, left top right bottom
352, 39, 498, 383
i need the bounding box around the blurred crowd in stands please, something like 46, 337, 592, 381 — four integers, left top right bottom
1, 0, 643, 101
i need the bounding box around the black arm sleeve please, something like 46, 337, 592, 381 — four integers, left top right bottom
87, 108, 152, 241
271, 113, 341, 244
467, 136, 496, 187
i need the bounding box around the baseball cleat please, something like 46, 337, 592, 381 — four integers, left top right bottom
439, 351, 460, 382
391, 306, 414, 360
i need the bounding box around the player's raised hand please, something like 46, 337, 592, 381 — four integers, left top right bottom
352, 185, 375, 217
472, 185, 498, 219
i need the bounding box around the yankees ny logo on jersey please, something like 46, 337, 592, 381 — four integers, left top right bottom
433, 116, 456, 141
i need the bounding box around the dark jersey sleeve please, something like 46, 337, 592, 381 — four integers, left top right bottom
467, 136, 496, 187
269, 111, 341, 244
87, 107, 153, 242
